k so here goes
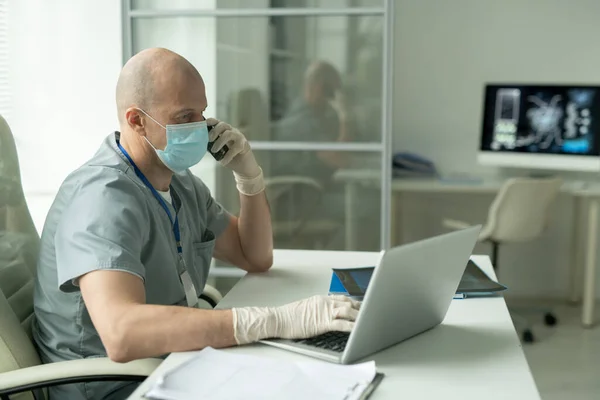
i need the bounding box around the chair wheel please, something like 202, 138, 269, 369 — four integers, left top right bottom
544, 313, 557, 326
522, 330, 535, 343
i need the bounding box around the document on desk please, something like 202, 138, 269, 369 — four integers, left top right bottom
145, 347, 381, 400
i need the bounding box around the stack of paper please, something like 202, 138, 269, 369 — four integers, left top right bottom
145, 347, 380, 400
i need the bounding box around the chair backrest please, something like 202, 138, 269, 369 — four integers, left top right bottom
0, 288, 41, 374
265, 176, 324, 225
265, 176, 336, 249
227, 88, 270, 142
0, 114, 42, 374
486, 177, 562, 242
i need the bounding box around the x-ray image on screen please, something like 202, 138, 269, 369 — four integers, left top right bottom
480, 84, 600, 157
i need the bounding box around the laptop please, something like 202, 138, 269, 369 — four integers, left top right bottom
260, 226, 481, 364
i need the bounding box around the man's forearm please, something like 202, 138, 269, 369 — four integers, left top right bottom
107, 305, 236, 362
238, 191, 273, 271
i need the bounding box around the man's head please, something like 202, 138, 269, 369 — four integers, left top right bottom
116, 48, 207, 152
304, 61, 342, 107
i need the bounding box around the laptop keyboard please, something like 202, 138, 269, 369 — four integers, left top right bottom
292, 331, 350, 352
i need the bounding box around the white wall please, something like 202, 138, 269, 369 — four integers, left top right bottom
393, 0, 600, 299
8, 0, 123, 233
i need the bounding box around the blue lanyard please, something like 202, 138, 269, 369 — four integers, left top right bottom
117, 142, 182, 254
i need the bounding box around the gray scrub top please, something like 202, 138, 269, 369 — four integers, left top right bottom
32, 132, 231, 400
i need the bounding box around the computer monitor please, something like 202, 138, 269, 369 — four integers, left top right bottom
478, 84, 600, 171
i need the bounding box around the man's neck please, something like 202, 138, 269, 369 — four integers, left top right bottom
119, 130, 173, 191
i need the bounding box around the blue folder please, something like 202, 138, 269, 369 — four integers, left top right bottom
329, 272, 348, 294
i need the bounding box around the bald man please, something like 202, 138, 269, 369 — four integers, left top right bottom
32, 49, 359, 400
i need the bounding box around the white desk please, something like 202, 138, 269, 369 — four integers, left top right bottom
128, 250, 540, 400
336, 169, 600, 328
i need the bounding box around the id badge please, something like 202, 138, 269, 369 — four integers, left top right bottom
180, 271, 198, 308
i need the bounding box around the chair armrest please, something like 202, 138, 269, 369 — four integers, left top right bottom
199, 284, 223, 308
442, 218, 471, 231
264, 176, 323, 191
0, 357, 162, 394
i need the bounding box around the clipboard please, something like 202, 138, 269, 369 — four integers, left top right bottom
358, 372, 385, 400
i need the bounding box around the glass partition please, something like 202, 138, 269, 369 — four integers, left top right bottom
123, 0, 392, 261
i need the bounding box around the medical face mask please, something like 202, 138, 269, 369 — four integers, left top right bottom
138, 109, 209, 173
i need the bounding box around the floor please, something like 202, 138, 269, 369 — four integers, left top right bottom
512, 302, 600, 400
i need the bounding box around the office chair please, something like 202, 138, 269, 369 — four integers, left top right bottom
266, 176, 341, 249
443, 177, 563, 343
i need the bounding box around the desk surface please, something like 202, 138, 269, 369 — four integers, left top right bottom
335, 168, 600, 196
128, 250, 540, 400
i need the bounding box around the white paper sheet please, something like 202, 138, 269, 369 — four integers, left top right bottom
145, 347, 377, 400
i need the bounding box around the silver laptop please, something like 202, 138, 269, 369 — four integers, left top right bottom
260, 226, 481, 364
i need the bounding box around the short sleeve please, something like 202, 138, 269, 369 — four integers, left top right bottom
191, 175, 231, 238
55, 171, 149, 292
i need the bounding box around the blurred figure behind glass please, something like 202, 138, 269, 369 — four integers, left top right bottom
273, 60, 351, 185
269, 61, 380, 250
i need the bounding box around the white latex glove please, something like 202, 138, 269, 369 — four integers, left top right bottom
231, 295, 361, 345
206, 117, 265, 196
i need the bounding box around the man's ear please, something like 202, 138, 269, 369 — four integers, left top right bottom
125, 107, 146, 136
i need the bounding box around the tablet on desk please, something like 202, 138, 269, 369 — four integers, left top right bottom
331, 267, 374, 297
457, 260, 507, 294
329, 259, 507, 299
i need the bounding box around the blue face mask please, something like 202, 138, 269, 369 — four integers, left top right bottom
138, 109, 208, 173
